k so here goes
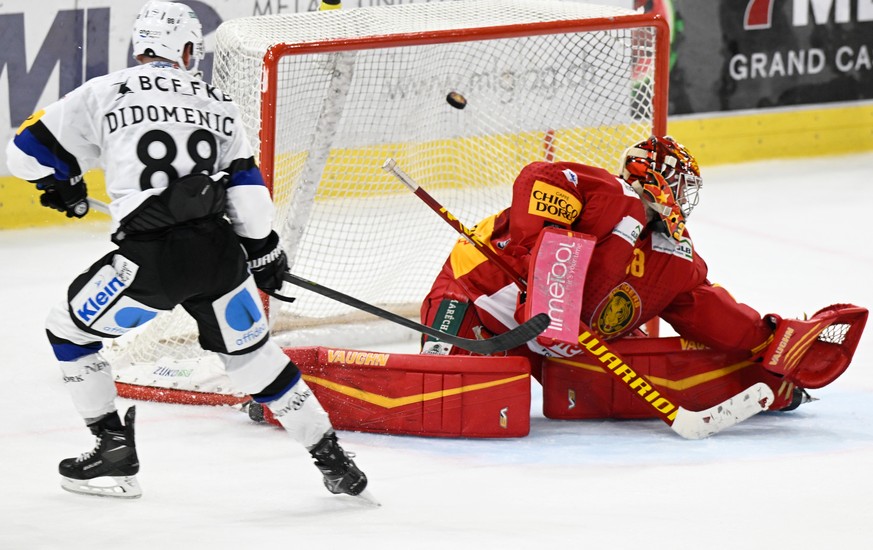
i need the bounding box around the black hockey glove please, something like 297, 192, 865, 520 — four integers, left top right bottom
242, 230, 288, 292
34, 175, 89, 218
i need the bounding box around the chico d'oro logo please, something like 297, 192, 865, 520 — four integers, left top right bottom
528, 180, 581, 225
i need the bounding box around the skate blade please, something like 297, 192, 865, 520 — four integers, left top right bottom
348, 488, 381, 507
61, 475, 142, 499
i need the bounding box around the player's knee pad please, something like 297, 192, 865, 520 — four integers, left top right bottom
57, 352, 118, 421
46, 302, 104, 361
65, 252, 161, 339
194, 277, 270, 354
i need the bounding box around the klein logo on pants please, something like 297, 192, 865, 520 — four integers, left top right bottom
71, 256, 140, 327
75, 274, 126, 323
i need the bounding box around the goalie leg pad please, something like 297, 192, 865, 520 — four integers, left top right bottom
761, 304, 868, 389
284, 346, 532, 438
542, 336, 789, 419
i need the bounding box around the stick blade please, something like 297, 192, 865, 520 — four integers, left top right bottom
670, 382, 775, 439
463, 313, 552, 355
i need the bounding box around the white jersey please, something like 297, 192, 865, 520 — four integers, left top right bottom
6, 61, 273, 239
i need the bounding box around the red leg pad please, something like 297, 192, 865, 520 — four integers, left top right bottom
284, 347, 532, 438
542, 337, 790, 419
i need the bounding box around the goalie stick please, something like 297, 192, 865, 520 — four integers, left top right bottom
86, 198, 548, 355
382, 158, 527, 291
382, 158, 775, 439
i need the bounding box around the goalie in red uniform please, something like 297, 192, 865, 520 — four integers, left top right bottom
421, 136, 867, 416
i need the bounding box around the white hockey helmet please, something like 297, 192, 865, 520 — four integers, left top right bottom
132, 1, 204, 74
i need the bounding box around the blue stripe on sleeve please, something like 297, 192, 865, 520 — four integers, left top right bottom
227, 166, 266, 188
12, 129, 71, 180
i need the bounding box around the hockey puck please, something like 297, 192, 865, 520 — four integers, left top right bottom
446, 91, 467, 110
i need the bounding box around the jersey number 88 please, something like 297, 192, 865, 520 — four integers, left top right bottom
136, 129, 218, 189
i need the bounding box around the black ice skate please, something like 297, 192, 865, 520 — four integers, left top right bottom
309, 431, 369, 498
59, 406, 141, 499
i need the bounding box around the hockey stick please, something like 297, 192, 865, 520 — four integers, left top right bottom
575, 330, 774, 439
270, 273, 550, 355
86, 197, 109, 214
382, 159, 775, 438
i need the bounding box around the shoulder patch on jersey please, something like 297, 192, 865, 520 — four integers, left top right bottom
590, 282, 642, 337
16, 110, 45, 134
562, 168, 578, 186
652, 231, 694, 261
616, 176, 640, 198
612, 215, 644, 246
528, 180, 582, 226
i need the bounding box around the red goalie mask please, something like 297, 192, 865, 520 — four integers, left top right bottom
621, 136, 702, 241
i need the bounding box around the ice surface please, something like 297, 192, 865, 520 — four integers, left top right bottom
2, 153, 872, 549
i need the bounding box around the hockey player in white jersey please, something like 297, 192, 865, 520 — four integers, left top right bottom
6, 1, 369, 500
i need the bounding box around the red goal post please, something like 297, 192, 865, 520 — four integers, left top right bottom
109, 0, 670, 403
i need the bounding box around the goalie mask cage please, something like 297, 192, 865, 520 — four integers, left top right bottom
106, 0, 669, 401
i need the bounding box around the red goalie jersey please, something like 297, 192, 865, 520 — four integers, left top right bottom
422, 161, 772, 361
421, 160, 654, 352
421, 141, 866, 416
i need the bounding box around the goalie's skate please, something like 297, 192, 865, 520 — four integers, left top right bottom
59, 407, 141, 499
310, 431, 376, 503
778, 388, 817, 412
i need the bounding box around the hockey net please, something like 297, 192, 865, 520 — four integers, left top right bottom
106, 0, 669, 402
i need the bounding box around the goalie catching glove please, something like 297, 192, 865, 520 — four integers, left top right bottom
242, 230, 289, 292
759, 304, 868, 389
33, 175, 89, 218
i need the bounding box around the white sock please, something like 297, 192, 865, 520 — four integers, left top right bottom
265, 378, 332, 449
59, 353, 118, 420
